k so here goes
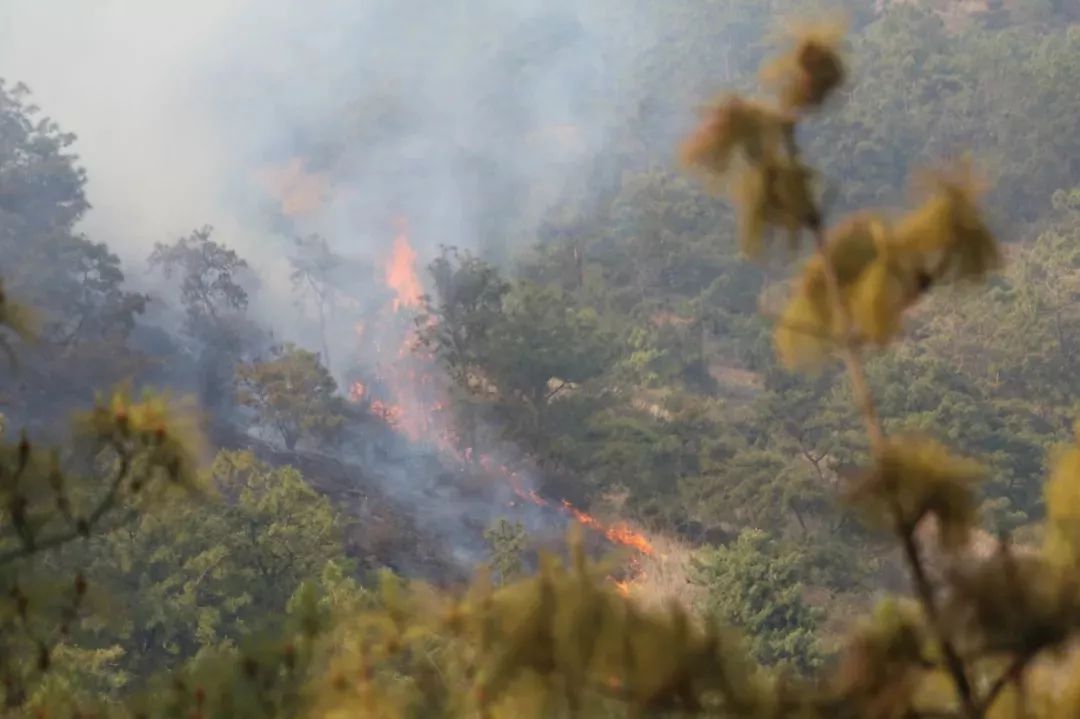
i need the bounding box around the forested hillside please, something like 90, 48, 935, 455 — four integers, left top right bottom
0, 0, 1078, 716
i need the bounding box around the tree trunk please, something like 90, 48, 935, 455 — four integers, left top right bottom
283, 430, 298, 451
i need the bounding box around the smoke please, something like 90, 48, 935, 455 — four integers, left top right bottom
0, 0, 683, 567
0, 1, 249, 263
0, 0, 679, 341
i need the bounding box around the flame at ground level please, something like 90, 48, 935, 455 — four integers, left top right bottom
385, 223, 424, 311
470, 455, 654, 557
561, 500, 654, 555
349, 221, 655, 590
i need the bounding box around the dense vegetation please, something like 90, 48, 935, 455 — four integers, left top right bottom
1, 0, 1079, 716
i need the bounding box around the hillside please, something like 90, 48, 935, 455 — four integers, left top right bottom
0, 0, 1078, 714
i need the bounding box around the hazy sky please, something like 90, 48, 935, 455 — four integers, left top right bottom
0, 1, 253, 268
0, 1, 627, 269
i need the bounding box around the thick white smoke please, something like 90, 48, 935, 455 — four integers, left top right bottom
0, 1, 251, 264
0, 1, 672, 331
0, 0, 730, 569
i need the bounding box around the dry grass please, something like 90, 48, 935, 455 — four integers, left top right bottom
616, 532, 707, 615
708, 364, 765, 394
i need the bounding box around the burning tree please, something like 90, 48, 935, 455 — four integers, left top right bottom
235, 342, 346, 451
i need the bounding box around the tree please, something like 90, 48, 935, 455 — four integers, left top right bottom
803, 4, 1080, 222
148, 227, 260, 413
421, 252, 615, 457
0, 81, 147, 407
483, 282, 614, 440
289, 234, 343, 372
691, 529, 824, 674
420, 246, 510, 390
235, 343, 346, 451
52, 241, 148, 349
16, 9, 1080, 719
147, 226, 250, 339
52, 450, 350, 691
676, 15, 1067, 717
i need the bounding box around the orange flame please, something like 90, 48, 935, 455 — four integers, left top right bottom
470, 454, 654, 556
256, 157, 329, 217
561, 500, 654, 555
348, 381, 366, 402
385, 220, 424, 311
358, 220, 656, 569
370, 400, 405, 426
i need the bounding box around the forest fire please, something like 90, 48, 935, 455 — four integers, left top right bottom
469, 455, 654, 557
349, 221, 655, 581
560, 501, 654, 555
385, 220, 424, 311
345, 224, 442, 442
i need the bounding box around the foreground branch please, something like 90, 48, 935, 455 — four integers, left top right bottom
0, 445, 132, 567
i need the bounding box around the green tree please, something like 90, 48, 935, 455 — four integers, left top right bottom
17, 9, 1080, 719
483, 282, 614, 441
54, 450, 349, 691
806, 4, 1080, 221
0, 81, 147, 407
289, 234, 344, 373
235, 343, 346, 451
422, 253, 614, 457
420, 246, 510, 391
691, 529, 824, 674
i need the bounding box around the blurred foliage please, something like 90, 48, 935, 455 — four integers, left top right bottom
485, 518, 527, 586
1, 386, 204, 708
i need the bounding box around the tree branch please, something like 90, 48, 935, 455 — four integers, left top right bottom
977, 651, 1033, 715
787, 122, 974, 716
544, 380, 570, 403
0, 444, 132, 567
898, 520, 978, 718
809, 226, 886, 453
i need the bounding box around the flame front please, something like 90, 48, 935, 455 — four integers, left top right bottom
348, 221, 655, 589
561, 500, 654, 555
385, 221, 424, 311
470, 456, 654, 557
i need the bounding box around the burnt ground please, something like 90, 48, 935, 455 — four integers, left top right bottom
211, 416, 585, 588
